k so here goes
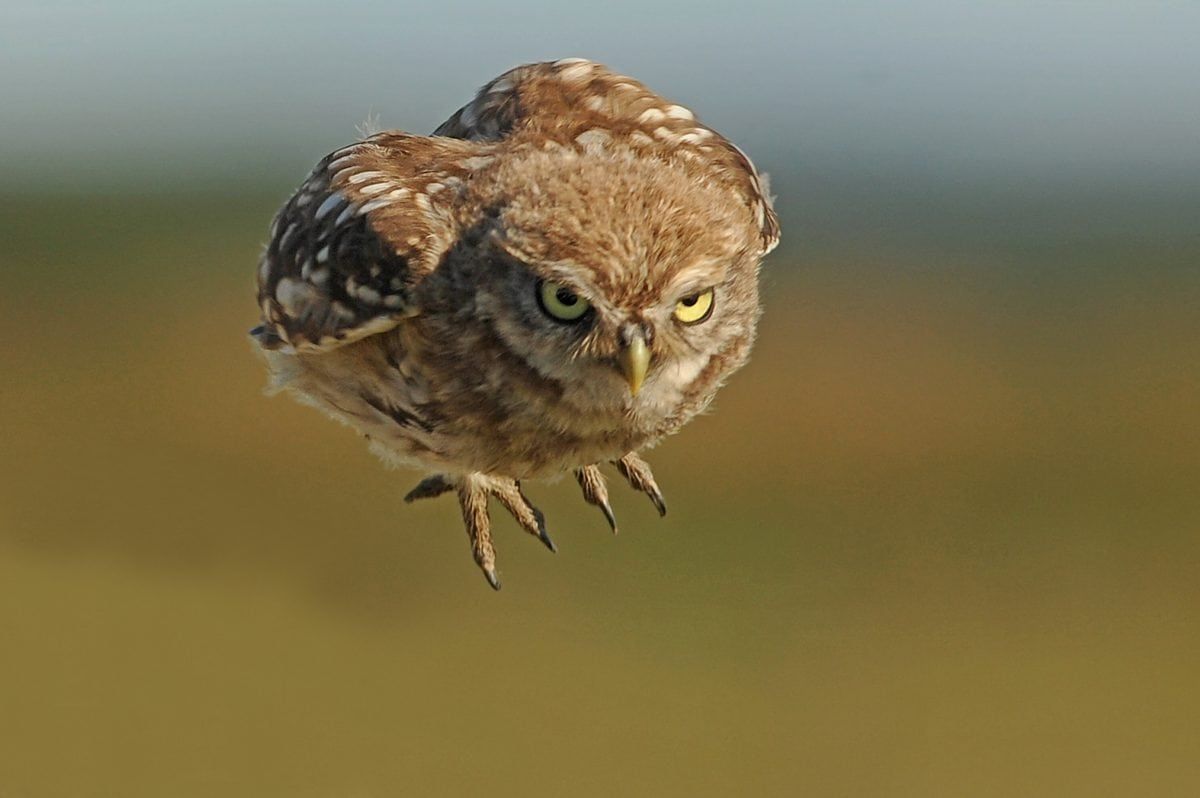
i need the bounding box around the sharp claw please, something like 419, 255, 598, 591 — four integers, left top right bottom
575, 465, 619, 534
493, 480, 557, 554
404, 474, 454, 503
457, 478, 499, 591
599, 498, 618, 533
531, 505, 557, 553
613, 453, 667, 518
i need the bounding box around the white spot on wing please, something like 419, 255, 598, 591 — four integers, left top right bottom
460, 103, 479, 129
314, 193, 345, 221
279, 222, 299, 249
355, 284, 382, 304
275, 277, 318, 316
487, 77, 515, 94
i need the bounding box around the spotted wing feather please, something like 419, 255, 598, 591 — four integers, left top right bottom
254, 133, 478, 352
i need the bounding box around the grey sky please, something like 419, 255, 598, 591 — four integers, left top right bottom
2, 0, 1197, 190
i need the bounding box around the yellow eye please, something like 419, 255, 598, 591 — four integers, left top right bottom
674, 288, 715, 324
538, 281, 591, 322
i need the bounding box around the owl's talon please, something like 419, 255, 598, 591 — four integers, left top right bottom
456, 477, 500, 588
404, 474, 454, 503
494, 481, 557, 554
532, 507, 557, 553
614, 453, 667, 517
575, 465, 618, 534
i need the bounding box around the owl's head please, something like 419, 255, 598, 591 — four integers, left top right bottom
432, 140, 775, 422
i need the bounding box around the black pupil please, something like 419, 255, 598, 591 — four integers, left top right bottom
681, 294, 699, 307
556, 287, 578, 306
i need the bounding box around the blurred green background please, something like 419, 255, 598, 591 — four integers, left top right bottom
2, 2, 1198, 796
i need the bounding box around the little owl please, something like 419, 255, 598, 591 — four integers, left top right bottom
251, 59, 780, 589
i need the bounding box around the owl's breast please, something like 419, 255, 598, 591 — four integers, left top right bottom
425, 361, 712, 480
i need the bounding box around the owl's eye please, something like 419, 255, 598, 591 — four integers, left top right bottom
537, 281, 591, 322
674, 288, 715, 325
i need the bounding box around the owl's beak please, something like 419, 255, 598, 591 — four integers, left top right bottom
619, 334, 650, 396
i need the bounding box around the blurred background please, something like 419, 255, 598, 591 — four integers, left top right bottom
2, 1, 1198, 795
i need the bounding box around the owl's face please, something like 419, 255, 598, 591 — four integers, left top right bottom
456, 146, 762, 423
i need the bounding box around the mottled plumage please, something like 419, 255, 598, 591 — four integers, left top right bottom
252, 59, 779, 588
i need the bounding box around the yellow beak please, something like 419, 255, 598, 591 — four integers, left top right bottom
619, 335, 650, 396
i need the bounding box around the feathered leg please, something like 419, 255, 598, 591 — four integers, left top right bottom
575, 465, 618, 533
404, 472, 555, 590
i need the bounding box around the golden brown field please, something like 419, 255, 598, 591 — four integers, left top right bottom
1, 190, 1197, 795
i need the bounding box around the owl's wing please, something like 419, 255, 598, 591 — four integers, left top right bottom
434, 59, 780, 254
253, 133, 481, 353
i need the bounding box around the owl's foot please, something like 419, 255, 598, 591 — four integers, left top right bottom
574, 454, 667, 533
404, 473, 555, 590
614, 452, 668, 517
575, 465, 618, 533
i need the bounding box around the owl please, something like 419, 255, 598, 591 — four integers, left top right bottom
251, 59, 780, 589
